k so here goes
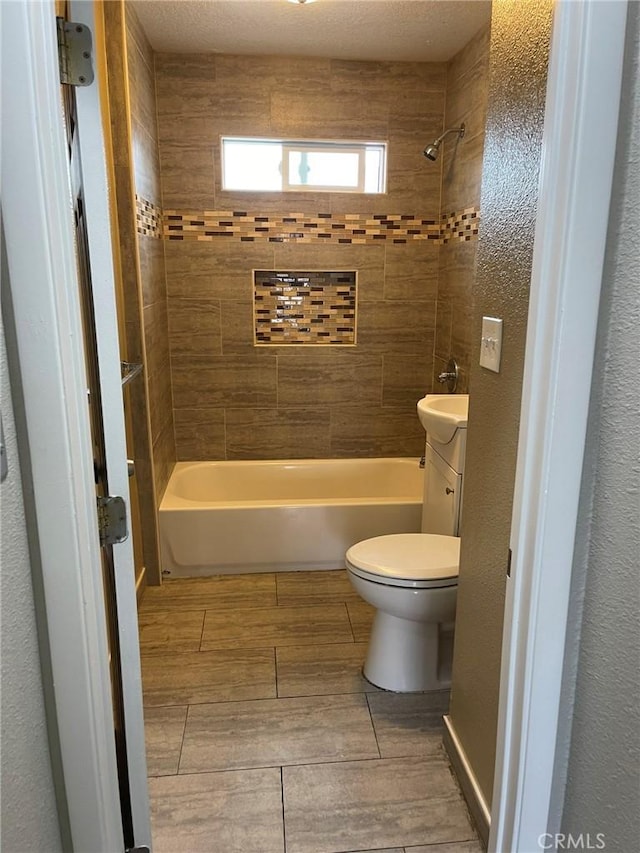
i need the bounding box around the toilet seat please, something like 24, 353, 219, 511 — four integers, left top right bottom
346, 533, 459, 589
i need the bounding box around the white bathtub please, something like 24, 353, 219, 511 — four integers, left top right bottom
159, 458, 423, 576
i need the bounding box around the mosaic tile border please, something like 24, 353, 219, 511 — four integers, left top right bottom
441, 208, 480, 243
162, 210, 443, 245
135, 196, 479, 245
135, 194, 162, 238
254, 270, 357, 346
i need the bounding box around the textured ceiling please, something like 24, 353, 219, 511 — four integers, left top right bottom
133, 0, 492, 62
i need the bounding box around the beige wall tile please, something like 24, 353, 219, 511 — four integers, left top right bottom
357, 301, 435, 354
387, 121, 444, 173
144, 300, 170, 374
138, 234, 166, 308
172, 355, 277, 409
168, 297, 222, 358
127, 42, 157, 143
435, 25, 490, 402
125, 4, 154, 71
165, 240, 274, 300
147, 358, 173, 443
273, 243, 385, 301
447, 23, 491, 89
329, 59, 446, 94
159, 144, 216, 209
155, 53, 216, 84
220, 300, 255, 354
152, 416, 176, 501
132, 122, 161, 205
270, 91, 389, 139
440, 125, 486, 214
382, 354, 434, 407
225, 408, 331, 460
384, 242, 439, 301
389, 89, 446, 121
173, 407, 226, 461
277, 352, 383, 407
330, 406, 424, 457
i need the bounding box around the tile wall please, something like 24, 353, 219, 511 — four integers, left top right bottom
126, 6, 176, 495
104, 1, 164, 584
435, 25, 491, 392
154, 54, 449, 460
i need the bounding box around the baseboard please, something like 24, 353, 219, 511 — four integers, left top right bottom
135, 564, 146, 603
443, 714, 491, 848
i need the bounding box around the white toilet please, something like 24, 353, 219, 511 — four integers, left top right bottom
346, 394, 468, 692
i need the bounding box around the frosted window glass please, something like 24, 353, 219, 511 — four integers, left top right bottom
222, 141, 281, 191
221, 138, 386, 193
288, 151, 360, 188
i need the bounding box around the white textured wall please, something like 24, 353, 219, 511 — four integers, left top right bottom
0, 247, 63, 850
558, 3, 640, 848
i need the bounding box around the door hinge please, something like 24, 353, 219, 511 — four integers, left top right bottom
56, 17, 94, 87
97, 496, 128, 546
507, 547, 513, 578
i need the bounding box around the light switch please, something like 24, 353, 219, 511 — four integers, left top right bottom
480, 316, 503, 372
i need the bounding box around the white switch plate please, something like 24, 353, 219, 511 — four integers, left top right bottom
480, 316, 503, 372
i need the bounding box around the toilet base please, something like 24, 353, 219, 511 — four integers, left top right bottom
363, 611, 452, 692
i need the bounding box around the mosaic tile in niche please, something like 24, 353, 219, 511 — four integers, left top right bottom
253, 270, 357, 346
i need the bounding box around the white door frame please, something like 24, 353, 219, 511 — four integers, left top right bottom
489, 1, 629, 851
1, 1, 149, 849
70, 0, 152, 844
0, 0, 630, 849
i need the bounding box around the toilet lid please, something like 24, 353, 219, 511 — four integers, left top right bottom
346, 534, 460, 589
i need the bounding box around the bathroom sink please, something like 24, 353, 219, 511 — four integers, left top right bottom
417, 394, 469, 444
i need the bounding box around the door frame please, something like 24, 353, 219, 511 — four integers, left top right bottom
489, 1, 629, 850
0, 0, 630, 850
1, 0, 148, 849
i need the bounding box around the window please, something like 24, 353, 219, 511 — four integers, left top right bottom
221, 137, 386, 194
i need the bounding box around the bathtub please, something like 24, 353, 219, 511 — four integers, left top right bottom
159, 458, 423, 576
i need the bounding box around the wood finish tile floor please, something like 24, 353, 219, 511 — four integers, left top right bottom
139, 570, 481, 853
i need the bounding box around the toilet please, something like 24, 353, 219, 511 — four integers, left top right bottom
346, 395, 468, 692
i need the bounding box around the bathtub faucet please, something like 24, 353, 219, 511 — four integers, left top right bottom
436, 358, 459, 393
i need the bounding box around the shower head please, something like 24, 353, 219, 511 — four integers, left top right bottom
424, 143, 440, 161
423, 124, 466, 161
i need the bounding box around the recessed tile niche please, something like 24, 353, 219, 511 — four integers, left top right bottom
253, 270, 357, 346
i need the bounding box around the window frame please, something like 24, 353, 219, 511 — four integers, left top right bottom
220, 136, 387, 194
